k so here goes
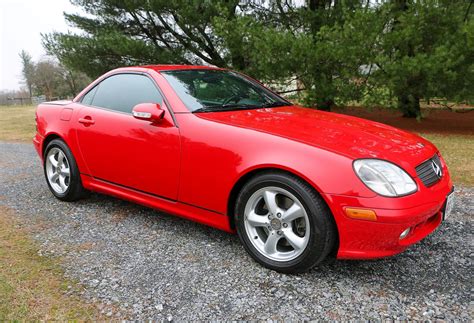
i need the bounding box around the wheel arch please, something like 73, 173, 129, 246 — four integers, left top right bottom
227, 166, 340, 257
228, 166, 333, 221
41, 133, 64, 157
41, 130, 91, 181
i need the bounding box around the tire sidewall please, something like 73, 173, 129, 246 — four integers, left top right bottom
235, 173, 332, 273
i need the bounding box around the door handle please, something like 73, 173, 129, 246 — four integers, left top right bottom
78, 117, 95, 126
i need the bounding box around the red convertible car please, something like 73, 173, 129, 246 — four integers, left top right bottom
34, 65, 454, 273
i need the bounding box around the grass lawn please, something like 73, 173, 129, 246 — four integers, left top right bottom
0, 105, 36, 142
0, 206, 103, 320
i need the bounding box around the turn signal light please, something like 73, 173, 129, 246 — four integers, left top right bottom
344, 207, 377, 221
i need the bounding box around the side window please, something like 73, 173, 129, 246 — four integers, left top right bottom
90, 74, 162, 113
81, 85, 98, 105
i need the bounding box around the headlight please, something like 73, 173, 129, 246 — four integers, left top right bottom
353, 159, 417, 197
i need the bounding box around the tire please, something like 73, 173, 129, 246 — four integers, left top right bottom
234, 171, 337, 273
43, 139, 87, 201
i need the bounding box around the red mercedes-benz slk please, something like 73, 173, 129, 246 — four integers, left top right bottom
34, 65, 454, 273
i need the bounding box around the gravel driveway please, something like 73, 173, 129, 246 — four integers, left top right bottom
0, 142, 472, 320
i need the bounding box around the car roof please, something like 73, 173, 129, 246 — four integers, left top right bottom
134, 64, 224, 72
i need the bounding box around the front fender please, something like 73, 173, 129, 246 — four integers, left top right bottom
176, 113, 375, 215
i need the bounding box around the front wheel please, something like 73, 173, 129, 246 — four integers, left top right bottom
44, 139, 87, 201
235, 172, 337, 273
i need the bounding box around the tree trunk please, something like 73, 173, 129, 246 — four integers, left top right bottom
307, 0, 335, 112
398, 93, 421, 118
67, 71, 77, 97
308, 0, 326, 35
230, 52, 248, 71
316, 98, 334, 111
392, 0, 421, 118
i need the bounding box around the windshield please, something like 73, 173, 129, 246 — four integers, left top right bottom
161, 69, 289, 112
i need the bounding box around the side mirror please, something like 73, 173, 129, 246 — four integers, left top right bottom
132, 103, 165, 122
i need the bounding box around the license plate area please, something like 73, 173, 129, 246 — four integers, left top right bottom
443, 190, 455, 220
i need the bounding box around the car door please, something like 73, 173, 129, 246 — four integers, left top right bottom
75, 73, 180, 200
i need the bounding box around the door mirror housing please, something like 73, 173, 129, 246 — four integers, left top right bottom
132, 103, 165, 122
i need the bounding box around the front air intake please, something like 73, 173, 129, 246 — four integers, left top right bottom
415, 154, 443, 187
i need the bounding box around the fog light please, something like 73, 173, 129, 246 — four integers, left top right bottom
399, 228, 411, 240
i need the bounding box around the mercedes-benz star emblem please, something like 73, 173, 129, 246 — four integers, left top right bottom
432, 161, 442, 178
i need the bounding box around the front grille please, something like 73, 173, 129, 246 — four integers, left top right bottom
415, 154, 443, 187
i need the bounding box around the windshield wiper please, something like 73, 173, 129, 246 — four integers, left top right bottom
192, 101, 290, 113
259, 101, 289, 108
193, 104, 257, 113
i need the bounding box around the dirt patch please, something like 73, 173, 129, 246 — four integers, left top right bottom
334, 106, 474, 135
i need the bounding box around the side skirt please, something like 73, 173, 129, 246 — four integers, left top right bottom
80, 174, 234, 233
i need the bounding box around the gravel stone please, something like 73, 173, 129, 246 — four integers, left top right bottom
0, 142, 472, 320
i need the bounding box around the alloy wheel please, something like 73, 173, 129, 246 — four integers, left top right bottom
243, 186, 310, 262
45, 147, 71, 194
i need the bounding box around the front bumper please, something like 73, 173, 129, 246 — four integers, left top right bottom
324, 173, 453, 259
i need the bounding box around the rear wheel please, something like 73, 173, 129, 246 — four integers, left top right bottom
44, 139, 87, 201
235, 172, 337, 273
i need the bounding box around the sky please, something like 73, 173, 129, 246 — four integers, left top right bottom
0, 0, 80, 91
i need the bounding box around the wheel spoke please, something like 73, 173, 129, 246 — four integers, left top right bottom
264, 232, 281, 254
247, 210, 268, 227
263, 190, 278, 215
59, 175, 67, 191
48, 154, 58, 167
282, 202, 304, 222
283, 229, 306, 250
57, 151, 65, 168
61, 167, 70, 176
50, 173, 59, 183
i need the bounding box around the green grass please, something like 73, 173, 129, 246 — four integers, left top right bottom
0, 206, 103, 320
0, 105, 36, 142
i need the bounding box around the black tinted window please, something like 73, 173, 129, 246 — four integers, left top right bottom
90, 74, 162, 113
81, 85, 98, 105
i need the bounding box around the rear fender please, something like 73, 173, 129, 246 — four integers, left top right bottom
36, 103, 90, 175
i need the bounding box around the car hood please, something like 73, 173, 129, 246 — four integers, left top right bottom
197, 105, 437, 174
